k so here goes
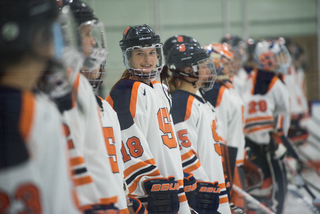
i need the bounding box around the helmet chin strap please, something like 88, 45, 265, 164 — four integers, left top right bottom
181, 76, 198, 88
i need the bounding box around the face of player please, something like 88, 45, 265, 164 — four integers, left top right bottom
80, 25, 97, 57
129, 47, 158, 71
222, 59, 234, 75
198, 61, 213, 82
82, 65, 101, 80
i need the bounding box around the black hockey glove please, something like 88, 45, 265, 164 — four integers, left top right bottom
127, 197, 146, 214
144, 176, 180, 214
194, 181, 220, 213
183, 172, 197, 209
84, 204, 119, 214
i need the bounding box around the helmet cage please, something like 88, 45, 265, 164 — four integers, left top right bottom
191, 58, 217, 91
82, 60, 106, 91
80, 20, 108, 71
123, 43, 164, 80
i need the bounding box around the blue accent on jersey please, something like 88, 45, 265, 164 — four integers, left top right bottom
109, 79, 145, 130
0, 86, 29, 169
203, 82, 223, 107
253, 70, 276, 95
171, 90, 204, 124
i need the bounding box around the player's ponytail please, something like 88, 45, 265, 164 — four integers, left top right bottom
109, 70, 131, 93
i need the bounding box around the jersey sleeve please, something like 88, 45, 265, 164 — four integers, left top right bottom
106, 80, 163, 198
101, 99, 130, 213
272, 79, 291, 136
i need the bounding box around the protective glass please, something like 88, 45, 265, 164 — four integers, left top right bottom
271, 42, 291, 74
39, 5, 82, 99
80, 20, 108, 71
192, 58, 217, 91
123, 44, 164, 80
81, 60, 106, 91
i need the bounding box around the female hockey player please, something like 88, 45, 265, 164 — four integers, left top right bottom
0, 0, 80, 212
106, 24, 191, 214
242, 39, 291, 214
58, 0, 120, 212
166, 43, 232, 214
204, 43, 247, 211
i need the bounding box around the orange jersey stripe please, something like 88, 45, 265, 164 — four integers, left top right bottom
184, 96, 195, 121
181, 150, 197, 161
267, 76, 278, 93
246, 124, 274, 134
178, 195, 187, 203
245, 116, 273, 124
219, 196, 229, 204
128, 170, 160, 194
72, 72, 81, 108
218, 183, 226, 189
73, 175, 93, 186
70, 157, 85, 167
216, 86, 226, 107
100, 196, 118, 205
123, 159, 157, 178
236, 159, 244, 165
120, 209, 130, 214
130, 82, 141, 119
106, 94, 114, 108
251, 69, 258, 95
19, 91, 35, 141
184, 161, 201, 173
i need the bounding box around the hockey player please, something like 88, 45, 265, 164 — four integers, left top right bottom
204, 43, 247, 211
242, 40, 291, 214
221, 34, 249, 96
106, 24, 191, 214
167, 43, 232, 214
0, 0, 80, 213
59, 0, 120, 212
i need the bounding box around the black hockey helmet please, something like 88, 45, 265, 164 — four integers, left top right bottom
119, 24, 161, 51
163, 35, 200, 59
0, 0, 59, 53
62, 0, 97, 26
167, 43, 216, 91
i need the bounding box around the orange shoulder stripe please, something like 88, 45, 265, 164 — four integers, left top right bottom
267, 76, 278, 93
216, 86, 226, 107
251, 68, 258, 95
130, 82, 141, 119
184, 96, 195, 121
19, 91, 35, 141
72, 72, 81, 108
105, 94, 114, 108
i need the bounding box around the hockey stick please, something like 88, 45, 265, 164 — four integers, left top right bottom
232, 184, 275, 214
283, 158, 317, 199
287, 184, 320, 214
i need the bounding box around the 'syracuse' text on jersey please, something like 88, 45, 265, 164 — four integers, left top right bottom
0, 87, 79, 213
106, 79, 191, 214
171, 89, 231, 214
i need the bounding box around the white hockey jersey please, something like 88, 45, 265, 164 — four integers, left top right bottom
0, 87, 79, 214
204, 82, 245, 169
97, 96, 129, 214
283, 65, 309, 117
233, 67, 248, 96
171, 89, 231, 214
242, 68, 291, 144
106, 79, 191, 214
62, 73, 119, 211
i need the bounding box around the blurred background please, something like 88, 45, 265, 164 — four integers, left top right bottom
82, 0, 319, 102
